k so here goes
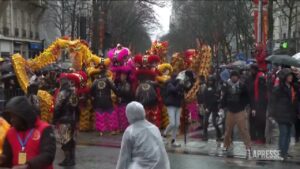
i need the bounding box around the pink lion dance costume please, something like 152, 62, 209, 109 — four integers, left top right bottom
108, 45, 133, 131
133, 54, 162, 128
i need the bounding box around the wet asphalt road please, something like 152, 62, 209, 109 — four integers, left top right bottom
54, 145, 300, 169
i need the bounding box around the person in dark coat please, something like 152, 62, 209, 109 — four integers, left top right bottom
162, 76, 184, 146
0, 96, 56, 169
202, 75, 222, 141
270, 68, 298, 159
247, 64, 267, 144
221, 70, 251, 157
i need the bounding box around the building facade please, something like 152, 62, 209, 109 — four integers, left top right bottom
273, 0, 300, 53
0, 0, 45, 59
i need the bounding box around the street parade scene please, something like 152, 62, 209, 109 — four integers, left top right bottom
0, 0, 300, 169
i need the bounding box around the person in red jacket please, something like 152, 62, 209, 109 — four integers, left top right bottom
0, 96, 56, 169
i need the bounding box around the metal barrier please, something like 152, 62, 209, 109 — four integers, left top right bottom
0, 88, 24, 112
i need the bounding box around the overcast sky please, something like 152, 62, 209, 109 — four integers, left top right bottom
151, 1, 172, 41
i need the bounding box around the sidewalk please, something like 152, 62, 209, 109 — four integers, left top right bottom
76, 131, 300, 163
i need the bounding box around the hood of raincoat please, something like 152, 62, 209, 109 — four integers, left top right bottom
126, 101, 146, 124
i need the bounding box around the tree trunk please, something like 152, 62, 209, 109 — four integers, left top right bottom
225, 41, 231, 63
71, 0, 78, 39
236, 32, 239, 54
267, 0, 274, 54
91, 0, 100, 54
268, 0, 274, 40
61, 0, 65, 36
288, 7, 294, 40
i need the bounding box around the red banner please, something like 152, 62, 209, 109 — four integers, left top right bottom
253, 0, 268, 5
254, 10, 268, 47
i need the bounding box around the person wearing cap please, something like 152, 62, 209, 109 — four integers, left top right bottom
116, 101, 170, 169
0, 96, 56, 169
270, 68, 298, 159
221, 70, 251, 157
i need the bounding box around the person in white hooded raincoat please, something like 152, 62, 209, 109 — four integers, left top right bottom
116, 101, 170, 169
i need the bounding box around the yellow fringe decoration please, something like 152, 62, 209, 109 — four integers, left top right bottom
0, 117, 10, 154
171, 52, 185, 75
11, 54, 30, 93
79, 100, 93, 131
38, 90, 54, 123
161, 106, 169, 129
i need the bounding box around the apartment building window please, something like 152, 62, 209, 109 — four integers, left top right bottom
29, 14, 33, 39
15, 28, 19, 37
3, 27, 9, 36
22, 29, 26, 38
21, 10, 27, 38
283, 33, 287, 39
30, 31, 33, 39
35, 32, 39, 40
293, 31, 297, 38
2, 8, 7, 34
14, 8, 19, 37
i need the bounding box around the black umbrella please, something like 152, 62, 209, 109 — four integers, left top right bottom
266, 55, 300, 67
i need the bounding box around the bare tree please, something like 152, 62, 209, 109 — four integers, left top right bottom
165, 0, 253, 63
276, 0, 297, 39
44, 0, 71, 36
90, 0, 162, 54
44, 0, 86, 38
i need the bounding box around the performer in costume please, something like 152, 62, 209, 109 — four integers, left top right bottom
133, 54, 161, 128
156, 63, 173, 129
108, 45, 133, 131
90, 58, 119, 135
183, 49, 200, 123
150, 41, 171, 130
74, 71, 92, 132
53, 73, 80, 167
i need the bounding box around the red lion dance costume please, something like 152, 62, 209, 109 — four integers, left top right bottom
108, 45, 133, 131
133, 54, 162, 128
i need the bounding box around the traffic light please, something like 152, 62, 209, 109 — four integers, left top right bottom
280, 41, 288, 49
